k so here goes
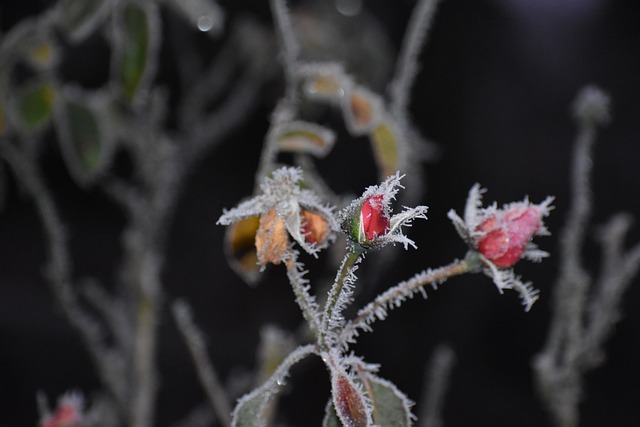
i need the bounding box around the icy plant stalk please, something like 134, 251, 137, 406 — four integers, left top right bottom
533, 86, 640, 427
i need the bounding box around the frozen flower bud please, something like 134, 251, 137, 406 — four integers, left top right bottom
476, 206, 543, 268
448, 184, 553, 311
40, 393, 83, 427
359, 195, 390, 242
340, 172, 427, 251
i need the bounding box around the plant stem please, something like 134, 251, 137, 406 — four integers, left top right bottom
341, 259, 470, 344
285, 256, 321, 336
318, 249, 364, 349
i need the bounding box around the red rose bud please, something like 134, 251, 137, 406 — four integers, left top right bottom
476, 206, 542, 268
360, 195, 390, 242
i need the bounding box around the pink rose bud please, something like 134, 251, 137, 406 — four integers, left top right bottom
41, 397, 83, 427
476, 206, 542, 268
360, 195, 390, 241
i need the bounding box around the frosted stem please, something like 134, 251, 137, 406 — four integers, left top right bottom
173, 301, 232, 427
341, 259, 470, 344
319, 249, 363, 349
420, 345, 455, 427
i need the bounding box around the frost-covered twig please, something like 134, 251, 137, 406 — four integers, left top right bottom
533, 86, 640, 427
270, 0, 300, 103
319, 249, 363, 349
172, 300, 232, 427
0, 141, 128, 411
341, 260, 470, 345
390, 0, 442, 116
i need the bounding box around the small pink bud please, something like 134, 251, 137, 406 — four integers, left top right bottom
476, 206, 542, 268
360, 195, 390, 241
41, 395, 83, 427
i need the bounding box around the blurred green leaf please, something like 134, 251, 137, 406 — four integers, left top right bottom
18, 83, 55, 132
67, 101, 101, 172
55, 87, 114, 187
371, 123, 399, 179
119, 4, 151, 101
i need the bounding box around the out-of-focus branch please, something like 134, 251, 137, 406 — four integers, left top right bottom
419, 345, 455, 427
172, 300, 233, 427
534, 86, 640, 427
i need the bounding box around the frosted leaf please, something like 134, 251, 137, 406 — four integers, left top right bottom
54, 86, 115, 187
342, 86, 384, 136
328, 360, 372, 427
370, 122, 400, 180
218, 167, 338, 272
224, 216, 261, 284
257, 325, 297, 383
364, 374, 415, 427
299, 62, 350, 103
111, 2, 161, 105
272, 120, 336, 158
231, 345, 316, 427
9, 80, 56, 134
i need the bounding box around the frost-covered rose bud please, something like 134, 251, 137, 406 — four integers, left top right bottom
40, 393, 83, 427
359, 195, 390, 242
448, 184, 553, 311
340, 172, 427, 250
475, 206, 543, 268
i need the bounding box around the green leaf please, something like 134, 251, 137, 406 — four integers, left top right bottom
55, 87, 114, 187
114, 3, 159, 103
370, 123, 399, 179
121, 5, 148, 100
68, 102, 101, 171
365, 374, 414, 427
232, 345, 316, 427
18, 82, 55, 133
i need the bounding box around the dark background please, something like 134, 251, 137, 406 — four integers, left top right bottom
1, 0, 640, 426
